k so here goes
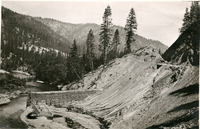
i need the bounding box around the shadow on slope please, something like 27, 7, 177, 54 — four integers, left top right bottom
146, 110, 198, 129
167, 100, 199, 113
169, 84, 199, 97
147, 101, 199, 129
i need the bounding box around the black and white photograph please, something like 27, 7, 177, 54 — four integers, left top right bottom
0, 0, 199, 129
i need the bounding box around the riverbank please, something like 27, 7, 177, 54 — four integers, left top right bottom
0, 90, 23, 105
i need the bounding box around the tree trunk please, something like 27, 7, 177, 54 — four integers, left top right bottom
104, 45, 107, 66
91, 60, 94, 75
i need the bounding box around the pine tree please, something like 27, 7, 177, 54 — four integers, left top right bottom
99, 5, 113, 65
68, 39, 81, 82
86, 29, 95, 74
112, 29, 120, 59
180, 2, 200, 33
70, 40, 78, 58
125, 8, 137, 53
180, 8, 191, 33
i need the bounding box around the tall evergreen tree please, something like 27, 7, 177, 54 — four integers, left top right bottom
124, 8, 137, 53
70, 40, 78, 59
112, 29, 120, 59
180, 8, 191, 33
86, 29, 95, 74
180, 1, 200, 33
99, 5, 113, 65
68, 39, 81, 82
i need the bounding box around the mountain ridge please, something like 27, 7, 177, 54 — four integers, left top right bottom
34, 17, 168, 55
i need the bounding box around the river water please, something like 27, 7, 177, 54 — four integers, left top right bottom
0, 83, 58, 129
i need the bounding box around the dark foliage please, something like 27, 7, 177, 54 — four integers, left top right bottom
0, 73, 26, 87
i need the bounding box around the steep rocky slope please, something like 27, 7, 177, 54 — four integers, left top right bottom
65, 48, 198, 129
34, 17, 168, 55
162, 20, 200, 66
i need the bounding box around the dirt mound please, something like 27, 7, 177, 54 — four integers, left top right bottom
134, 46, 162, 62
162, 21, 200, 66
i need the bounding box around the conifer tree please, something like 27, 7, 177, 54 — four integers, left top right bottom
180, 1, 200, 33
125, 8, 137, 53
70, 40, 78, 60
86, 29, 95, 74
112, 29, 120, 59
68, 39, 81, 82
99, 5, 113, 65
180, 8, 191, 33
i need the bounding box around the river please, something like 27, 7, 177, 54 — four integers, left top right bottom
0, 82, 58, 129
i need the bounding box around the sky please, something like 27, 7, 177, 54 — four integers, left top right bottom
2, 0, 191, 47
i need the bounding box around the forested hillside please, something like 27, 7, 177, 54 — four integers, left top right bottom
1, 7, 71, 85
1, 7, 71, 53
